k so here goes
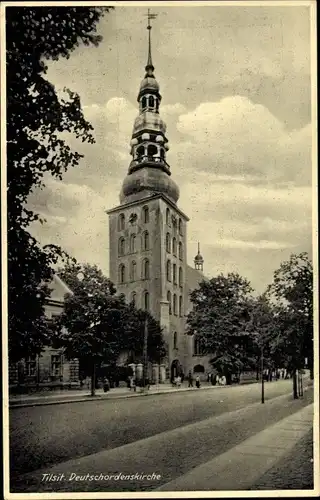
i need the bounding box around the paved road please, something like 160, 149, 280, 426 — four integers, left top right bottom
10, 389, 313, 493
9, 380, 308, 480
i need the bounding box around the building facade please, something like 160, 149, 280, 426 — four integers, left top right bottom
9, 275, 80, 390
107, 21, 212, 381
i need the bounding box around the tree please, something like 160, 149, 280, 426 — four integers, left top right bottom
267, 252, 314, 397
187, 273, 254, 384
53, 263, 166, 395
6, 7, 112, 361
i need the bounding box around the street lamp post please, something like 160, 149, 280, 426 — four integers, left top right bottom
143, 318, 148, 390
261, 344, 265, 404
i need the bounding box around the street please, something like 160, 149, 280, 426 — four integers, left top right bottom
9, 380, 314, 492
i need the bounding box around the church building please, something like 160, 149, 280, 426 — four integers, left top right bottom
107, 18, 212, 381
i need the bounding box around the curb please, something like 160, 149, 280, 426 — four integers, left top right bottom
8, 384, 224, 409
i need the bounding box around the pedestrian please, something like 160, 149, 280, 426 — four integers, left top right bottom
103, 377, 110, 393
188, 370, 193, 388
221, 375, 226, 386
176, 375, 181, 387
195, 375, 201, 388
211, 373, 216, 386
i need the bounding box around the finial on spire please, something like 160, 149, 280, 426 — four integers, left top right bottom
145, 9, 157, 73
198, 241, 200, 254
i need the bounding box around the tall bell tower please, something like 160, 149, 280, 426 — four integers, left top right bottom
107, 11, 189, 377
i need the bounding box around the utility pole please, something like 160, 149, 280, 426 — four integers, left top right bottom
261, 344, 265, 404
143, 318, 148, 390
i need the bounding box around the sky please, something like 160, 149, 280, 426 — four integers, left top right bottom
28, 2, 314, 293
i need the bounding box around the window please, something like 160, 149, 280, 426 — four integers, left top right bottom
173, 263, 177, 284
179, 295, 183, 317
173, 331, 178, 350
178, 241, 183, 260
143, 291, 149, 311
193, 337, 205, 356
147, 144, 157, 157
51, 354, 62, 378
142, 231, 149, 251
166, 233, 171, 253
131, 291, 137, 306
130, 234, 136, 253
119, 264, 125, 284
142, 96, 147, 109
143, 259, 150, 280
179, 267, 183, 287
130, 261, 137, 282
118, 237, 125, 256
137, 145, 145, 158
118, 213, 125, 231
172, 237, 177, 255
167, 291, 172, 314
149, 95, 154, 108
179, 218, 183, 235
166, 208, 171, 226
173, 294, 177, 315
26, 355, 36, 377
166, 260, 171, 281
142, 206, 149, 224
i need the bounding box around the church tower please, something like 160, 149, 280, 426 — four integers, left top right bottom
107, 12, 189, 377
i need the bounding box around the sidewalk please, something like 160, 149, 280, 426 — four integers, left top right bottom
8, 382, 223, 408
156, 403, 314, 492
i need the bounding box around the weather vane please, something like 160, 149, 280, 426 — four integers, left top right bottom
146, 8, 157, 30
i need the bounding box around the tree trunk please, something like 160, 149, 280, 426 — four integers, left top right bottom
91, 360, 96, 397
293, 369, 298, 399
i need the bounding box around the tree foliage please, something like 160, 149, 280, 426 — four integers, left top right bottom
53, 263, 166, 372
267, 252, 313, 377
187, 273, 254, 380
7, 7, 112, 360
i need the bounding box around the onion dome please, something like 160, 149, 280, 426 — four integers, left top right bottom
140, 76, 160, 93
194, 243, 204, 271
120, 167, 180, 205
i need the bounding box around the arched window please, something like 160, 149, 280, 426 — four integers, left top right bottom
167, 291, 172, 315
179, 295, 183, 317
118, 264, 125, 284
193, 337, 204, 356
143, 291, 149, 311
137, 145, 144, 158
179, 218, 183, 235
173, 294, 177, 315
118, 237, 125, 256
142, 231, 149, 251
179, 267, 183, 287
149, 95, 154, 108
194, 364, 205, 373
130, 234, 136, 253
166, 208, 171, 226
166, 233, 171, 253
130, 261, 137, 282
166, 260, 171, 281
142, 259, 150, 280
147, 144, 157, 157
142, 96, 147, 109
178, 241, 183, 260
173, 331, 178, 350
173, 263, 177, 284
118, 213, 125, 231
142, 206, 149, 224
131, 291, 137, 306
172, 237, 177, 255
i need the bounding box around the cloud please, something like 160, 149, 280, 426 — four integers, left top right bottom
174, 96, 311, 185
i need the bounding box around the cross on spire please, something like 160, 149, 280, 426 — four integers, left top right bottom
145, 9, 157, 71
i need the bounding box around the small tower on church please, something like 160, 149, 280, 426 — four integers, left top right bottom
194, 242, 204, 272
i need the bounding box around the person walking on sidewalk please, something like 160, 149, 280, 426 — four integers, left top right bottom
195, 375, 201, 388
188, 371, 193, 388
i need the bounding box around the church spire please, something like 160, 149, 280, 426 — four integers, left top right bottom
119, 9, 180, 206
145, 9, 156, 74
194, 242, 204, 272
